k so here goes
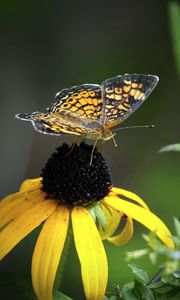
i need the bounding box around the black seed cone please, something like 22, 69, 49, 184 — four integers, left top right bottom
41, 142, 112, 206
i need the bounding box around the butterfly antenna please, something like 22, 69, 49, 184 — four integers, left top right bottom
112, 124, 155, 131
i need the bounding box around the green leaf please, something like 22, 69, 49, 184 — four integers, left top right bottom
104, 284, 122, 299
104, 294, 119, 300
158, 143, 180, 153
53, 290, 74, 300
94, 203, 108, 230
162, 272, 180, 287
87, 205, 96, 221
109, 296, 119, 300
88, 203, 107, 231
148, 280, 164, 289
121, 282, 139, 300
157, 292, 180, 300
128, 264, 149, 284
134, 279, 155, 300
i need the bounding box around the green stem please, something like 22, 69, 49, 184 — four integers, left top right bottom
168, 1, 180, 79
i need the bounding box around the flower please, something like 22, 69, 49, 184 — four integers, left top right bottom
0, 143, 174, 300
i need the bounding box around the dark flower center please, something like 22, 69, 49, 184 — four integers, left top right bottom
41, 142, 112, 206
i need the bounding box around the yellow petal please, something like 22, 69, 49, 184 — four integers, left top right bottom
108, 216, 134, 246
72, 206, 108, 300
0, 199, 57, 260
98, 203, 121, 240
19, 177, 42, 192
111, 187, 149, 210
103, 195, 174, 249
32, 205, 69, 300
0, 190, 44, 229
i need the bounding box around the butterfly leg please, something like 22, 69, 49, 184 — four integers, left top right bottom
66, 136, 78, 156
111, 132, 118, 147
90, 137, 99, 166
100, 140, 106, 156
100, 130, 117, 157
103, 130, 118, 147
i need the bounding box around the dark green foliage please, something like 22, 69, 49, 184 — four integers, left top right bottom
105, 267, 180, 300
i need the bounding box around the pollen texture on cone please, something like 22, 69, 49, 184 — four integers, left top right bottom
41, 143, 112, 206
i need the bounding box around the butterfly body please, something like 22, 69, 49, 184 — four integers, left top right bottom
16, 74, 159, 141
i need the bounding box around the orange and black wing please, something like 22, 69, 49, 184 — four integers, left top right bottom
15, 111, 103, 136
101, 74, 159, 128
15, 84, 104, 136
52, 84, 103, 120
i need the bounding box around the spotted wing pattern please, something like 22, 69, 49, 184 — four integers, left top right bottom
16, 84, 104, 136
52, 84, 103, 120
16, 74, 159, 138
16, 111, 103, 136
101, 74, 159, 128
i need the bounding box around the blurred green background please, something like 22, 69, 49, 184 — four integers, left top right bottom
0, 0, 180, 299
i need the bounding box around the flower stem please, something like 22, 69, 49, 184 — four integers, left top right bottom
168, 1, 180, 79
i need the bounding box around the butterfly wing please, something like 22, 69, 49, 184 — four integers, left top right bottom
52, 84, 103, 120
15, 112, 81, 135
15, 110, 103, 137
16, 75, 159, 137
15, 84, 104, 136
101, 74, 159, 128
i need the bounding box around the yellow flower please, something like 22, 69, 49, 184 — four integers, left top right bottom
0, 143, 174, 300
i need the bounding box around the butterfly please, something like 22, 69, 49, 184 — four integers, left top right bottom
15, 74, 159, 141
